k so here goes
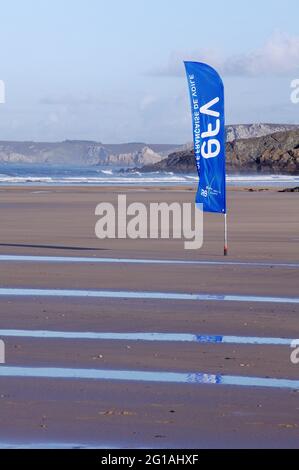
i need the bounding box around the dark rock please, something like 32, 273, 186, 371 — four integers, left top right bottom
138, 129, 299, 174
279, 187, 299, 192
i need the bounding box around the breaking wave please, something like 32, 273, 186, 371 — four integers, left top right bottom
0, 165, 298, 187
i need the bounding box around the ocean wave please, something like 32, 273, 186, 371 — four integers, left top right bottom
227, 175, 299, 182
0, 172, 297, 186
0, 175, 194, 184
0, 176, 54, 183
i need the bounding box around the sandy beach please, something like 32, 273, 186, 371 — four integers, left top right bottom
0, 185, 298, 448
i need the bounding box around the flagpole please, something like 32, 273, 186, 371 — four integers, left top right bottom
224, 213, 228, 256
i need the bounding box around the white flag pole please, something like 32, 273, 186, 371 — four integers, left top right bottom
224, 213, 228, 256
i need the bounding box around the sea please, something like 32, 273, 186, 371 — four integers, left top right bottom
0, 164, 298, 188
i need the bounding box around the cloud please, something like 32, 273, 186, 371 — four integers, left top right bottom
150, 32, 299, 77
40, 93, 120, 106
223, 32, 299, 76
150, 49, 222, 77
139, 94, 158, 111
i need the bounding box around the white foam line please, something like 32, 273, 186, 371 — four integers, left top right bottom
0, 288, 298, 304
0, 442, 102, 449
0, 366, 298, 389
0, 329, 294, 346
0, 255, 298, 269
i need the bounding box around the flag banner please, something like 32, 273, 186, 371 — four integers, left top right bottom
184, 61, 226, 214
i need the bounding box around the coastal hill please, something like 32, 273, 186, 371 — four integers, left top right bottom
137, 128, 299, 174
225, 123, 298, 142
0, 124, 296, 168
0, 141, 182, 167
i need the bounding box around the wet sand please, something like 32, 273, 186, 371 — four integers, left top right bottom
0, 186, 298, 448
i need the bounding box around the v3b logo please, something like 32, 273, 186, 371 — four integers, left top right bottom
200, 97, 221, 159
290, 340, 299, 365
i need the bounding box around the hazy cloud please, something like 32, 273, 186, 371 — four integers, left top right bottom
139, 94, 158, 111
151, 32, 299, 77
40, 93, 120, 106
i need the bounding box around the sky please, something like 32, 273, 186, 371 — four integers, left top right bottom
0, 0, 299, 143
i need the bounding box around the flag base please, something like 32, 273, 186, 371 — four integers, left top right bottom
224, 214, 228, 256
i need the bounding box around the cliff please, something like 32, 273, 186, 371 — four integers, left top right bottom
0, 124, 296, 168
0, 141, 182, 167
138, 129, 299, 174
